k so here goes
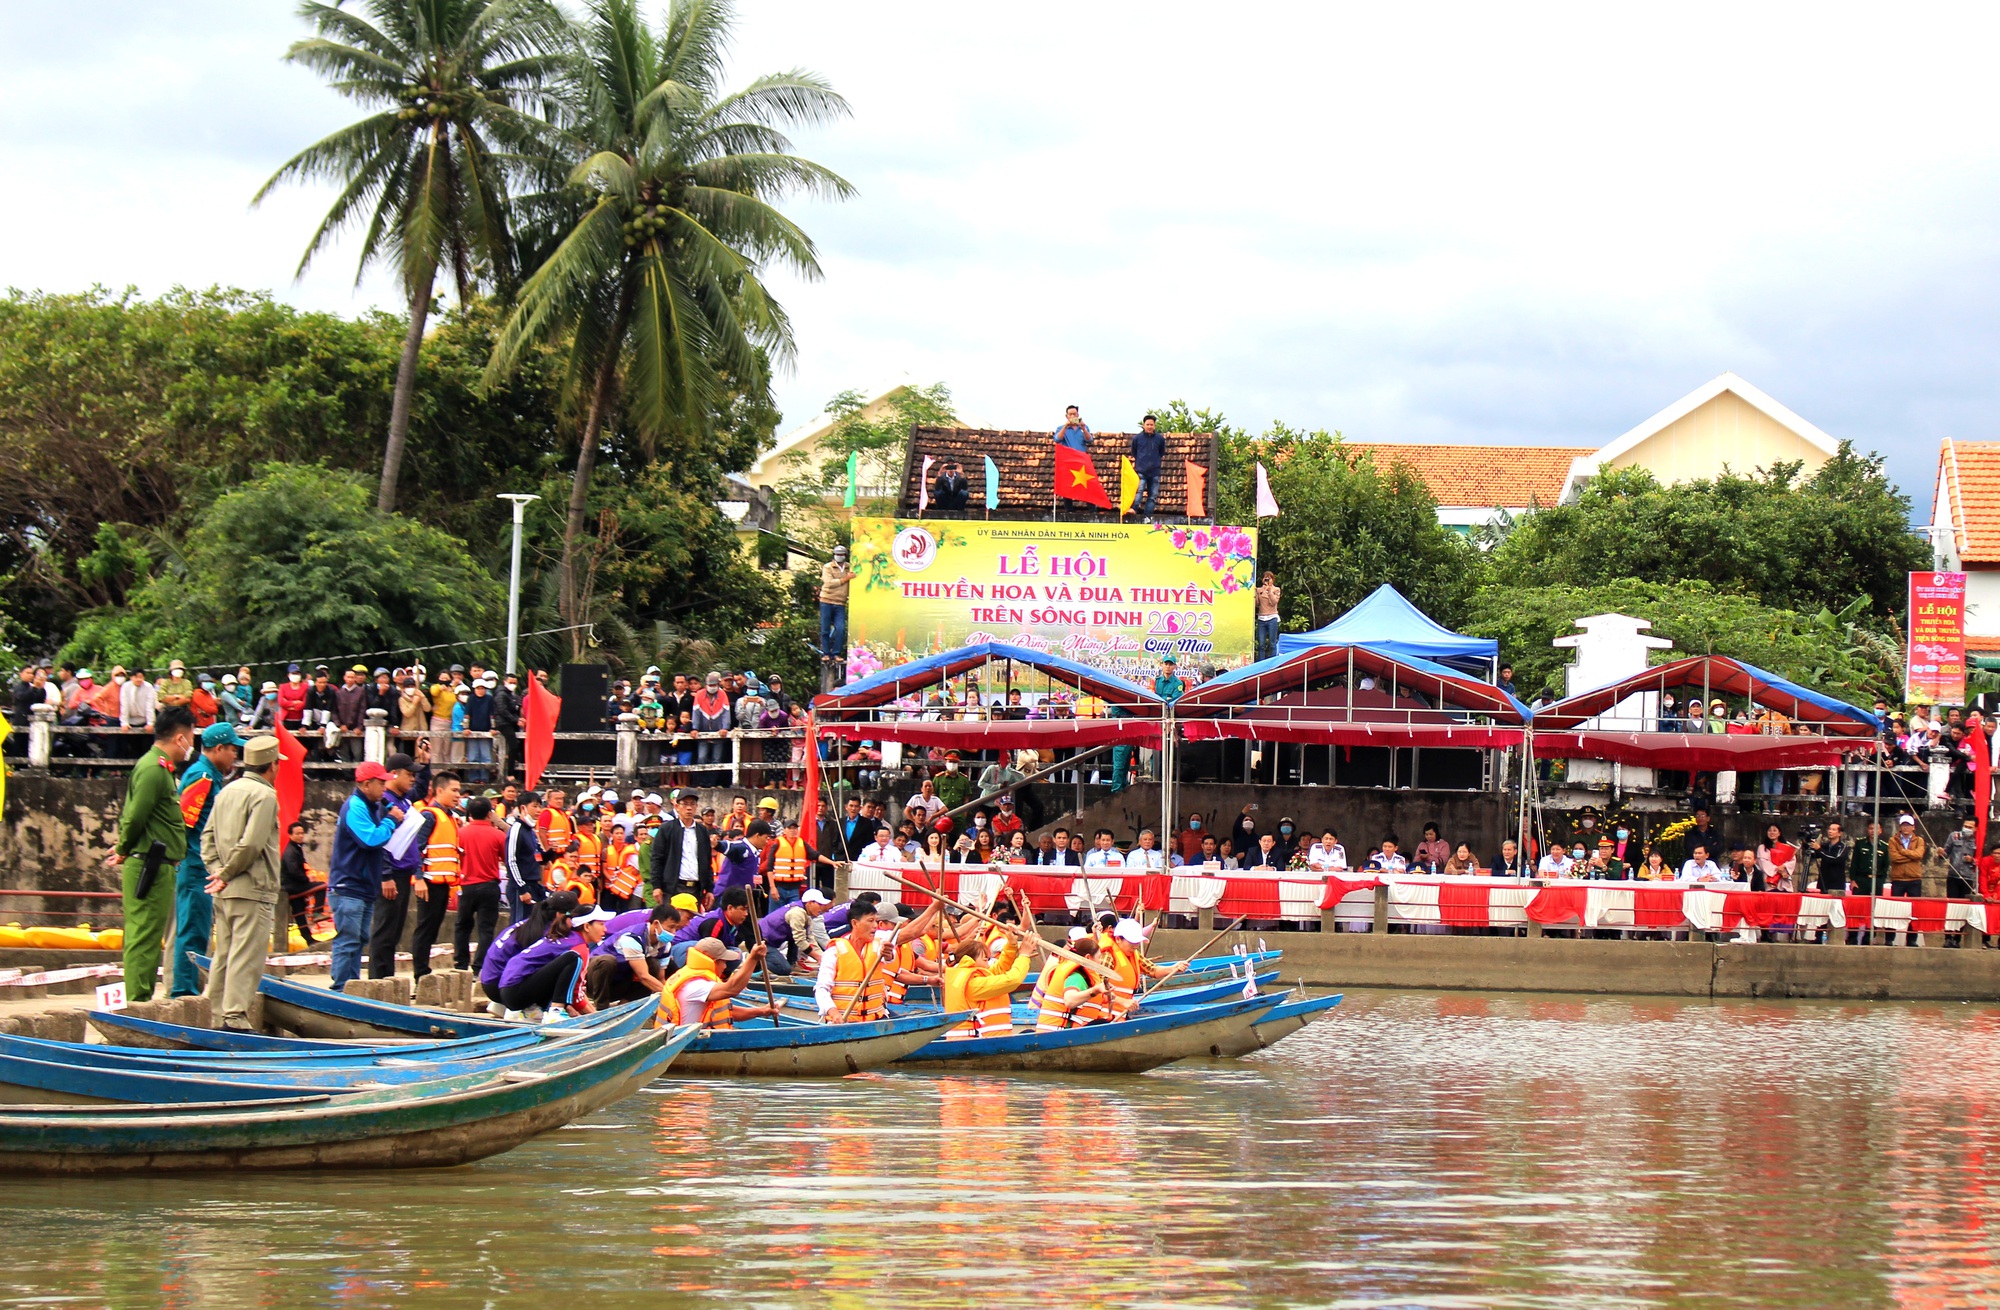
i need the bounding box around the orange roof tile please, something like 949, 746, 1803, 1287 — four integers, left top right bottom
1938, 440, 2000, 565
1339, 443, 1584, 510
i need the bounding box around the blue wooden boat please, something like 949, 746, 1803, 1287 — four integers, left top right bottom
894, 993, 1284, 1073
86, 999, 648, 1062
1211, 992, 1344, 1058
0, 1025, 695, 1174
887, 970, 1280, 1026
672, 1010, 963, 1077
10, 1002, 660, 1086
186, 956, 520, 1041
0, 1002, 666, 1104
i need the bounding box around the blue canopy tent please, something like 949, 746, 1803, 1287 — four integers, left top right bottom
1275, 584, 1498, 675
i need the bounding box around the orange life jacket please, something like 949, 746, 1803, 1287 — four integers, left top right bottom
1103, 940, 1143, 1017
660, 958, 733, 1029
827, 936, 886, 1022
884, 939, 929, 1005
943, 943, 1022, 1039
539, 807, 576, 858
419, 804, 460, 884
604, 840, 643, 900
1034, 959, 1107, 1031
769, 835, 811, 885
572, 829, 602, 886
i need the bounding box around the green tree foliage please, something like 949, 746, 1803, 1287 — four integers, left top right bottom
64, 464, 502, 669
775, 383, 959, 544
484, 0, 852, 647
256, 0, 570, 511
1462, 579, 1899, 703
0, 288, 397, 645
1487, 447, 1926, 623
1154, 401, 1483, 631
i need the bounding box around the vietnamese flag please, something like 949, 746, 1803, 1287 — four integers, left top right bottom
1972, 716, 1991, 864
274, 721, 307, 850
524, 674, 561, 790
1054, 444, 1111, 508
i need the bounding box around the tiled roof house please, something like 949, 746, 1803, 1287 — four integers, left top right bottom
897, 427, 1220, 521
1931, 439, 2000, 654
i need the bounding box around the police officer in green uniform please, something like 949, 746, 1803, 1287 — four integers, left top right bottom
1851, 819, 1892, 896
108, 707, 197, 1003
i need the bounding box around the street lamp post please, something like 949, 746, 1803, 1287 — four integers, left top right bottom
497, 494, 540, 674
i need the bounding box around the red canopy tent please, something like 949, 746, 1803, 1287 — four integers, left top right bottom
1527, 654, 1881, 768
1175, 643, 1529, 748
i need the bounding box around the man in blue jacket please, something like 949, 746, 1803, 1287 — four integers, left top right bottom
1129, 414, 1165, 517
1052, 404, 1089, 452
326, 761, 396, 991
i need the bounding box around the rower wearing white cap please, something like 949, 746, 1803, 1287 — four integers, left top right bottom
659, 937, 779, 1028
780, 887, 837, 972
1100, 915, 1170, 1017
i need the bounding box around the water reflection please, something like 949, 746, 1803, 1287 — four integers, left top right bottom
4, 992, 2000, 1306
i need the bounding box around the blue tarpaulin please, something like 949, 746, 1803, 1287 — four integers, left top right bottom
1275, 584, 1498, 671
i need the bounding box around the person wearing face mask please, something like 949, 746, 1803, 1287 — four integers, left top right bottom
932, 751, 971, 811
1612, 825, 1632, 862
1944, 816, 1980, 900
277, 663, 310, 730
1271, 818, 1301, 869
1228, 804, 1259, 858
1175, 813, 1207, 863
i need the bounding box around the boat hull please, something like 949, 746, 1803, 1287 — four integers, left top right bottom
0, 1026, 693, 1175
670, 1012, 960, 1077
1208, 993, 1343, 1058
895, 995, 1282, 1074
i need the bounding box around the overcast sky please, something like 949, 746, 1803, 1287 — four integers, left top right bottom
4, 3, 1993, 508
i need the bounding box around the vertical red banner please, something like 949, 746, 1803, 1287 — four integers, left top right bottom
1907, 571, 1967, 705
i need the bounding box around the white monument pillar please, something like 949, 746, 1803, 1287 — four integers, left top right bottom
1552, 613, 1674, 788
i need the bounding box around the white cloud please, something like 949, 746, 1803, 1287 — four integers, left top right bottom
3, 1, 1995, 504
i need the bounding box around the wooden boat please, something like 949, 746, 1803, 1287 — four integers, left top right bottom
1209, 992, 1344, 1058
0, 1025, 695, 1174
86, 999, 650, 1062
893, 994, 1283, 1074
886, 970, 1279, 1027
0, 1002, 665, 1104
221, 962, 519, 1041
671, 1010, 962, 1077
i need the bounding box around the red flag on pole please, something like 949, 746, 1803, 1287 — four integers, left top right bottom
524, 675, 561, 790
1054, 445, 1111, 508
799, 710, 821, 855
274, 722, 307, 850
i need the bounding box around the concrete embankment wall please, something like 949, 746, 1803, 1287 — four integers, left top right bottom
1146, 928, 2000, 1002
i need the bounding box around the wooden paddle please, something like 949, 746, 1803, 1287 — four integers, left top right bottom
1138, 914, 1248, 997
878, 869, 1114, 984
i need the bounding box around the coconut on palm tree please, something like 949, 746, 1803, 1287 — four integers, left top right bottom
483, 0, 852, 652
256, 0, 569, 512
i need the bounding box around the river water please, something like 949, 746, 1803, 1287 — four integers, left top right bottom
6, 989, 2000, 1307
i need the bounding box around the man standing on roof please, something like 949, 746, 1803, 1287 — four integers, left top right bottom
1256, 572, 1282, 662
1053, 404, 1090, 452
1129, 414, 1164, 518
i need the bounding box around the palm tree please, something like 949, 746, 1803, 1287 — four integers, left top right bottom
255, 0, 568, 512
484, 0, 853, 652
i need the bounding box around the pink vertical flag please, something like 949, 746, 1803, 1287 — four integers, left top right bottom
1255, 462, 1280, 517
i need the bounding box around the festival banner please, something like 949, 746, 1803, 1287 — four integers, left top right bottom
1907, 570, 1967, 705
846, 517, 1259, 683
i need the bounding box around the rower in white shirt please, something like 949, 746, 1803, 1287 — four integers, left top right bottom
857, 826, 906, 865
1082, 829, 1126, 869
1679, 845, 1725, 883
1306, 830, 1348, 872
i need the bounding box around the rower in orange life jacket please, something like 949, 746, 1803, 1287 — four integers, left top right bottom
1096, 915, 1169, 1018
659, 937, 780, 1028
570, 824, 603, 901
816, 899, 941, 1022
1031, 929, 1111, 1031
942, 928, 1035, 1039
